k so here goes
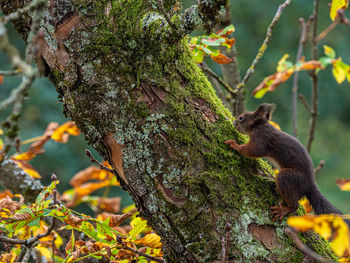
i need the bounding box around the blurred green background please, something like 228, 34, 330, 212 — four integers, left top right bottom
0, 0, 349, 213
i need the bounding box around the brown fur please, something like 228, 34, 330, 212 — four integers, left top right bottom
225, 103, 345, 222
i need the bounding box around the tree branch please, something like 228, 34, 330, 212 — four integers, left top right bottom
236, 0, 291, 91
307, 0, 320, 153
292, 18, 309, 137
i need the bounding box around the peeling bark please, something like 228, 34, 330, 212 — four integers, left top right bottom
0, 0, 339, 262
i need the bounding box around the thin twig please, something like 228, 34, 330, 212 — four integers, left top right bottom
1, 0, 46, 24
116, 235, 164, 262
314, 160, 325, 174
307, 0, 320, 153
157, 0, 175, 30
299, 94, 311, 113
292, 18, 309, 137
285, 227, 331, 263
314, 17, 340, 43
199, 63, 236, 95
0, 69, 22, 76
338, 9, 350, 27
236, 0, 292, 91
85, 149, 115, 174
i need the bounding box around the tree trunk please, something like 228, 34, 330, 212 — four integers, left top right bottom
0, 0, 338, 262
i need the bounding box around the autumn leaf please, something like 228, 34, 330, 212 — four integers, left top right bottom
324, 45, 336, 59
0, 195, 24, 215
269, 120, 281, 131
51, 121, 80, 143
135, 233, 162, 249
210, 53, 233, 64
330, 0, 349, 21
97, 197, 122, 213
97, 212, 133, 227
336, 178, 350, 191
332, 58, 349, 84
297, 60, 323, 71
12, 160, 41, 179
12, 122, 59, 161
0, 190, 13, 199
70, 164, 115, 188
0, 75, 4, 85
298, 197, 312, 213
216, 24, 235, 37
288, 214, 350, 257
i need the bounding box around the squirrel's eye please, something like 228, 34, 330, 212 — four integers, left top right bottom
238, 116, 244, 121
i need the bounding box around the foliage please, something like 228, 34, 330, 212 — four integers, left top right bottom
0, 126, 163, 262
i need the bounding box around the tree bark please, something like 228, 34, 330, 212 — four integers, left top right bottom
0, 0, 338, 262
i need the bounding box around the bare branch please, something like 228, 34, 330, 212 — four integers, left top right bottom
315, 17, 340, 43
314, 160, 325, 174
299, 94, 311, 113
199, 64, 237, 95
285, 227, 331, 263
307, 0, 320, 153
292, 18, 309, 137
236, 0, 291, 91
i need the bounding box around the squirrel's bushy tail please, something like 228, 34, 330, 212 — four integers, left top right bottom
306, 187, 342, 215
306, 187, 350, 225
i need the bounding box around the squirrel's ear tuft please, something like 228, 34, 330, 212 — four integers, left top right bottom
253, 103, 276, 120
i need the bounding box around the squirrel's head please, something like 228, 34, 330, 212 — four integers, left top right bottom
234, 103, 276, 134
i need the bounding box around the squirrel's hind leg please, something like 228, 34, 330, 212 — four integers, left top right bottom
271, 169, 304, 222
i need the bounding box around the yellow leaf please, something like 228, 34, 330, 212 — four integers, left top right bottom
330, 217, 350, 256
51, 121, 80, 143
0, 139, 3, 151
324, 45, 336, 58
276, 54, 290, 72
330, 0, 349, 21
0, 128, 3, 135
135, 233, 162, 249
36, 245, 52, 261
332, 59, 347, 84
269, 121, 281, 131
336, 178, 350, 191
287, 215, 316, 232
13, 160, 41, 179
129, 217, 147, 239
299, 197, 312, 213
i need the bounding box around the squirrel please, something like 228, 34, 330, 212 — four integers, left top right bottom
225, 103, 346, 222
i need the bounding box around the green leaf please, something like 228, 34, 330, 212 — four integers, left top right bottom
129, 217, 147, 239
201, 37, 225, 46
28, 217, 40, 227
35, 181, 58, 205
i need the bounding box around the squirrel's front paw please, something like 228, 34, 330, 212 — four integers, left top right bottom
224, 139, 238, 149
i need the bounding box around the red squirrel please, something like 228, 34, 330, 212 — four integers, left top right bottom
225, 103, 344, 222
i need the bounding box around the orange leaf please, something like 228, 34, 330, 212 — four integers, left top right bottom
253, 69, 294, 97
210, 53, 232, 64
135, 233, 162, 249
70, 165, 114, 188
0, 190, 13, 199
298, 60, 324, 71
64, 214, 84, 227
299, 197, 312, 213
98, 212, 134, 227
336, 178, 350, 191
0, 195, 23, 214
12, 159, 41, 179
51, 121, 80, 143
72, 181, 112, 201
224, 38, 236, 48
0, 75, 4, 85
98, 197, 122, 213
12, 122, 59, 161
